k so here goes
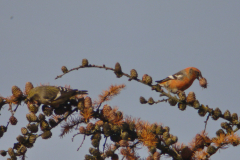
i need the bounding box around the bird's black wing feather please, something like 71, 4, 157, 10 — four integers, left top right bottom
155, 70, 184, 83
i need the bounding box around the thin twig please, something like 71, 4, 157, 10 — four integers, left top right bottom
5, 122, 10, 128
130, 141, 140, 149
154, 99, 168, 104
55, 64, 153, 88
171, 147, 180, 157
21, 153, 26, 160
96, 91, 111, 112
72, 133, 81, 142
204, 113, 211, 133
13, 104, 20, 112
233, 128, 240, 132
103, 137, 108, 152
5, 104, 20, 130
77, 135, 86, 151
52, 108, 78, 129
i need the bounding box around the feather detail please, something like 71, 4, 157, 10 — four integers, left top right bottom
27, 86, 88, 106
156, 70, 185, 83
54, 91, 62, 100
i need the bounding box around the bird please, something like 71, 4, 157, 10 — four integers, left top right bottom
27, 86, 88, 107
155, 67, 204, 94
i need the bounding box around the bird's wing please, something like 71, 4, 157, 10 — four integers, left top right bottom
53, 87, 76, 100
52, 87, 67, 100
54, 91, 62, 100
42, 87, 60, 101
155, 70, 184, 83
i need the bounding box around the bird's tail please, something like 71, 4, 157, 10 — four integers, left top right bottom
155, 77, 171, 83
155, 80, 163, 83
76, 90, 88, 94
155, 79, 166, 83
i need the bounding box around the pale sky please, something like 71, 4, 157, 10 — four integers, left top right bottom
1, 1, 240, 160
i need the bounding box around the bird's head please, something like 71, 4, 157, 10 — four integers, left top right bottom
25, 93, 33, 104
189, 67, 203, 80
25, 87, 38, 103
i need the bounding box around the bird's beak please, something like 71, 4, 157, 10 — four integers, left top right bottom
197, 72, 203, 80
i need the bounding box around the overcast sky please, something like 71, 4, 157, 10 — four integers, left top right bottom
1, 1, 240, 160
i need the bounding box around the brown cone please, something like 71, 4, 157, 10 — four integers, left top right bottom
199, 77, 208, 88
12, 85, 23, 99
61, 66, 68, 73
9, 116, 18, 125
25, 82, 34, 95
177, 91, 186, 101
84, 96, 92, 108
130, 69, 138, 79
82, 59, 89, 67
114, 62, 122, 73
186, 92, 196, 104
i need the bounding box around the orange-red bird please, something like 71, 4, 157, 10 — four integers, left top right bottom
156, 67, 204, 94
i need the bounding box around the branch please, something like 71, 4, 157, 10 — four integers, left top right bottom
77, 135, 86, 151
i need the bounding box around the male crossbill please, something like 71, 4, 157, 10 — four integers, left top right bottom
156, 67, 207, 94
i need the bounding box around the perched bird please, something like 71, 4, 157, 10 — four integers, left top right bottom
156, 67, 205, 94
27, 86, 88, 106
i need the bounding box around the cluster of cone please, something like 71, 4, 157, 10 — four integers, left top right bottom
62, 60, 154, 86
0, 82, 87, 159
76, 96, 179, 160
61, 58, 89, 74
